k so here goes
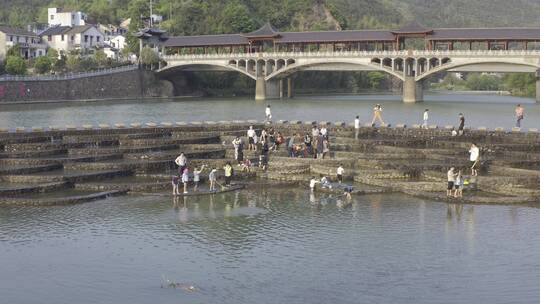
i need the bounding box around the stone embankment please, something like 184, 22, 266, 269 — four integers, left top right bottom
0, 69, 173, 103
1, 121, 540, 205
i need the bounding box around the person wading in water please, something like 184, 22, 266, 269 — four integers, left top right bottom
371, 104, 385, 127
515, 104, 524, 128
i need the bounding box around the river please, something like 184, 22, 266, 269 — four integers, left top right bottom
1, 188, 539, 303
0, 92, 537, 129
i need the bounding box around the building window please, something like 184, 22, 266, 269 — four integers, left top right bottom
48, 35, 52, 42
97, 36, 100, 42
26, 37, 29, 43
71, 35, 75, 41
61, 34, 64, 41
38, 50, 42, 56
9, 36, 12, 42
84, 35, 88, 42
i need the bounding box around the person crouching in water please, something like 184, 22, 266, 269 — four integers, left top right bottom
172, 175, 180, 195
223, 162, 233, 186
181, 168, 190, 194
192, 165, 205, 192
209, 168, 218, 191
309, 177, 320, 192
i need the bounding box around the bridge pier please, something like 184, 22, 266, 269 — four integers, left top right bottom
402, 77, 423, 103
255, 77, 266, 100
536, 70, 540, 103
255, 78, 280, 100
287, 77, 294, 98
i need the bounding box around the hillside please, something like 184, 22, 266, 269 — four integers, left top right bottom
2, 0, 540, 33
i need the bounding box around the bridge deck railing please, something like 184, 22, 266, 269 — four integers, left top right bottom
162, 50, 540, 61
0, 64, 139, 82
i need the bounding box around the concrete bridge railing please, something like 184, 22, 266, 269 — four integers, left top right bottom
160, 51, 540, 103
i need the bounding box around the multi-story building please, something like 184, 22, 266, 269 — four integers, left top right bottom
48, 8, 86, 27
40, 25, 105, 54
0, 26, 47, 61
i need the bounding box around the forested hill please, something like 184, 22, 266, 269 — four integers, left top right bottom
2, 0, 540, 35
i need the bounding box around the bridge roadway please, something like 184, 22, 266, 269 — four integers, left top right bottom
159, 50, 540, 103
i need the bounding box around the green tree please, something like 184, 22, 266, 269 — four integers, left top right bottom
220, 1, 256, 33
33, 56, 52, 74
5, 56, 27, 75
6, 45, 21, 57
367, 72, 386, 89
94, 49, 108, 67
139, 46, 159, 69
66, 55, 81, 72
126, 0, 149, 54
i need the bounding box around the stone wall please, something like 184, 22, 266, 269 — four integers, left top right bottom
0, 69, 174, 103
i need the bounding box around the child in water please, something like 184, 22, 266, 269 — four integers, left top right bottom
181, 168, 189, 194
209, 168, 218, 192
192, 165, 206, 192
171, 175, 180, 195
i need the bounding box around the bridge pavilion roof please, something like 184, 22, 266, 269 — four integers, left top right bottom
428, 28, 540, 41
161, 24, 540, 48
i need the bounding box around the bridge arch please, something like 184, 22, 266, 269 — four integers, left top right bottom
417, 59, 540, 81
157, 62, 257, 80
265, 59, 405, 81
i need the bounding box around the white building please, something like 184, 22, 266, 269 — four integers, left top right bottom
108, 35, 126, 51
48, 8, 86, 27
0, 26, 47, 61
40, 25, 105, 54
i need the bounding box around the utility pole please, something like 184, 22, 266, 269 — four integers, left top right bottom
149, 0, 153, 28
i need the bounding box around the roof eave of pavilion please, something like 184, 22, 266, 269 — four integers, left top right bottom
242, 22, 280, 39
391, 21, 433, 35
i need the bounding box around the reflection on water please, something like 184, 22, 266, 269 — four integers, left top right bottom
0, 93, 537, 129
1, 187, 540, 304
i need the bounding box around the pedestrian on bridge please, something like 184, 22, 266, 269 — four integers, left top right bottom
354, 116, 360, 140
371, 104, 385, 127
515, 104, 524, 128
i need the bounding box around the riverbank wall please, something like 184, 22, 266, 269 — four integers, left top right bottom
0, 69, 174, 103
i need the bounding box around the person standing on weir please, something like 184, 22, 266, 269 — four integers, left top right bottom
423, 109, 429, 129
515, 104, 524, 128
247, 126, 256, 151
265, 105, 272, 123
458, 113, 465, 135
469, 143, 480, 177
371, 104, 385, 127
175, 152, 187, 175
354, 116, 360, 140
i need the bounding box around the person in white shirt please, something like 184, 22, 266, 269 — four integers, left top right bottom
423, 109, 429, 129
311, 126, 320, 138
192, 165, 205, 192
354, 116, 360, 139
469, 143, 480, 176
320, 126, 328, 139
309, 177, 320, 192
447, 167, 456, 197
337, 164, 345, 183
175, 152, 187, 175
265, 105, 272, 123
371, 104, 385, 127
247, 126, 256, 151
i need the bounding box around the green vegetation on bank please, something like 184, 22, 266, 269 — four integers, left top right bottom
432, 73, 537, 98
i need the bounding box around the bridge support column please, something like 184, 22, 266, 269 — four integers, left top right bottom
279, 79, 284, 99
266, 79, 280, 99
287, 77, 294, 98
255, 77, 266, 101
402, 77, 423, 103
255, 78, 280, 100
536, 70, 540, 103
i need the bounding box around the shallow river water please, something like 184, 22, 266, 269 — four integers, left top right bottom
1, 187, 540, 304
0, 92, 538, 129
